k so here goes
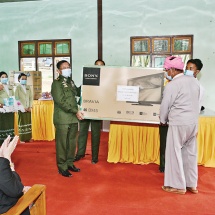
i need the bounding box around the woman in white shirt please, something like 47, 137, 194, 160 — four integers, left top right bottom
0, 71, 15, 145
15, 73, 33, 143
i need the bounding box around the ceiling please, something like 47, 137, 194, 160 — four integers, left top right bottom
0, 0, 41, 3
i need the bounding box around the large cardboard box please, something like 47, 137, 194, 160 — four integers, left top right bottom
9, 71, 42, 100
81, 66, 164, 124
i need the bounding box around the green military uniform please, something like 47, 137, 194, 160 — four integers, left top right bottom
77, 119, 101, 162
51, 75, 80, 171
0, 85, 15, 145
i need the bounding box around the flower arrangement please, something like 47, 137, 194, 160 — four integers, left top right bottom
41, 92, 52, 99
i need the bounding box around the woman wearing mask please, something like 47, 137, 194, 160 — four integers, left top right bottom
15, 73, 33, 143
0, 71, 15, 145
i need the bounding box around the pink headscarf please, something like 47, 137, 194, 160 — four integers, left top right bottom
163, 56, 184, 70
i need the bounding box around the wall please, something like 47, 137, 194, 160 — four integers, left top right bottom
0, 0, 214, 110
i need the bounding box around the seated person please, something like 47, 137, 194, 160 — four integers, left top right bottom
0, 135, 31, 215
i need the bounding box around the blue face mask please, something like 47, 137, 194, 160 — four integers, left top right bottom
20, 80, 27, 85
1, 78, 8, 84
184, 70, 194, 77
165, 72, 172, 81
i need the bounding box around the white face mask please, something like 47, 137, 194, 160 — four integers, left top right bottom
61, 69, 72, 78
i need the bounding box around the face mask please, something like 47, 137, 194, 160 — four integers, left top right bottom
20, 80, 27, 85
184, 70, 194, 77
1, 78, 8, 84
165, 72, 172, 81
62, 69, 72, 78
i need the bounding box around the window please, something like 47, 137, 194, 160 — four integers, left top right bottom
18, 39, 72, 93
130, 35, 193, 68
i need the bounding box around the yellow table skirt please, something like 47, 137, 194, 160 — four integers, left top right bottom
15, 100, 55, 141
107, 116, 215, 167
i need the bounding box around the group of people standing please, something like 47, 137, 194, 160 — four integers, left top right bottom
0, 72, 33, 145
159, 56, 204, 195
0, 57, 204, 215
51, 57, 204, 198
51, 59, 105, 177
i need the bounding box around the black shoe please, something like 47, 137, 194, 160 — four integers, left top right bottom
159, 166, 165, 173
58, 169, 72, 177
73, 154, 85, 162
91, 159, 98, 164
68, 165, 80, 172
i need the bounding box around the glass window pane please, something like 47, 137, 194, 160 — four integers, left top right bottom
21, 44, 35, 56
37, 57, 53, 92
20, 58, 36, 71
134, 40, 148, 52
131, 55, 150, 67
39, 43, 52, 55
174, 39, 190, 51
56, 42, 70, 54
54, 57, 70, 79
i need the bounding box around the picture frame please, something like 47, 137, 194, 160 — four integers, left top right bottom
131, 38, 150, 54
152, 37, 170, 53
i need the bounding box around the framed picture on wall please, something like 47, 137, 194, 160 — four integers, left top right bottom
152, 38, 170, 53
131, 38, 150, 54
172, 37, 192, 53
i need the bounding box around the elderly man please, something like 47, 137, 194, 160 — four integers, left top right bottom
160, 56, 201, 194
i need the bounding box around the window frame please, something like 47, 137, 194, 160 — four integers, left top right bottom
130, 35, 193, 68
18, 39, 72, 72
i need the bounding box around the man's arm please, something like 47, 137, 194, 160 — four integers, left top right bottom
159, 83, 175, 124
0, 158, 24, 198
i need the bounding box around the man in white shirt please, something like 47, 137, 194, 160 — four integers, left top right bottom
160, 56, 200, 195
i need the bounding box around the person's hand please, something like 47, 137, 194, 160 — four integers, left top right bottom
160, 122, 168, 126
0, 84, 3, 91
76, 110, 84, 120
27, 107, 32, 112
0, 136, 11, 157
1, 136, 19, 160
23, 186, 31, 194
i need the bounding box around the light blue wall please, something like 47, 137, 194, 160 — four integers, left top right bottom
0, 0, 215, 110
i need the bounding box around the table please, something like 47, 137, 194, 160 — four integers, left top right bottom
107, 109, 215, 167
15, 100, 55, 141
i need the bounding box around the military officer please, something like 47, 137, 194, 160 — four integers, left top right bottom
51, 60, 84, 177
74, 59, 105, 164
